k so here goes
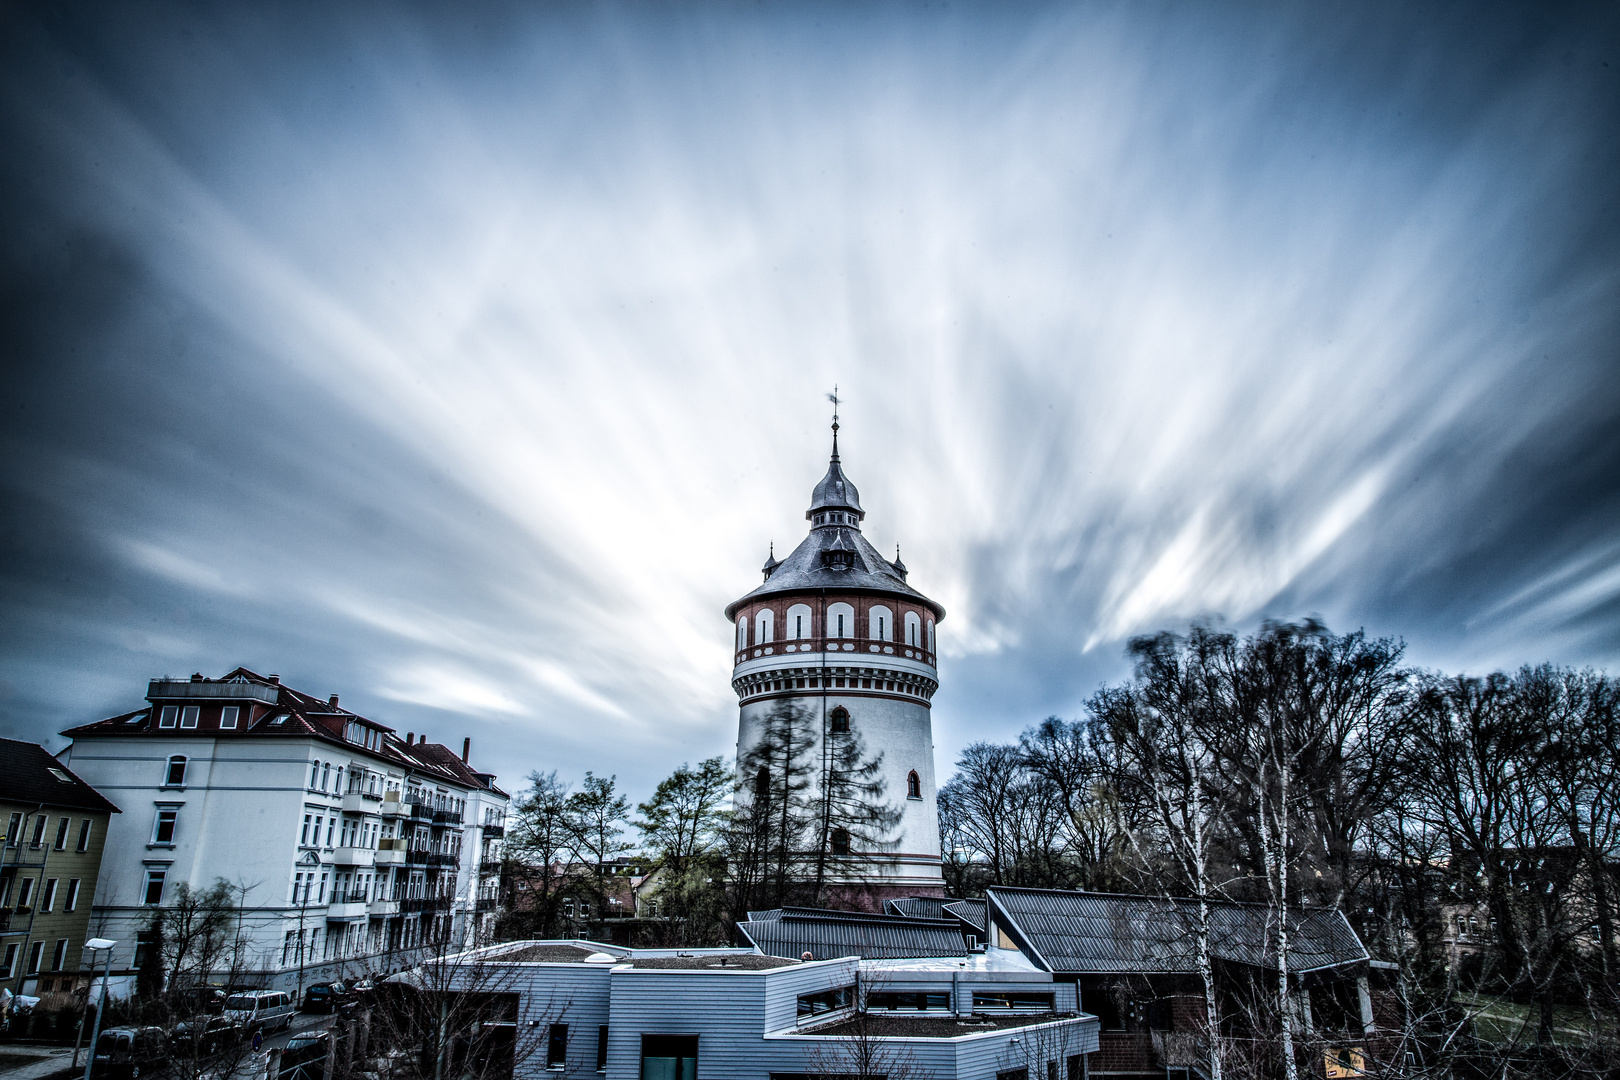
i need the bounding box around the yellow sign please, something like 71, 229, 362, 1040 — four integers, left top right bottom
1324, 1047, 1366, 1078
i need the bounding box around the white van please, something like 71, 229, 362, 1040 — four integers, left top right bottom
224, 990, 295, 1033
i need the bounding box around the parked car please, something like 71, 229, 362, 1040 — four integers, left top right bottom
278, 1032, 332, 1080
300, 982, 349, 1014
171, 1015, 243, 1056
223, 990, 296, 1033
92, 1026, 169, 1079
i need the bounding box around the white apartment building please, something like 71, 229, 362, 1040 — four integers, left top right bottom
59, 668, 508, 996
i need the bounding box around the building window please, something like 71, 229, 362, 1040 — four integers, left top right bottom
165, 756, 188, 787
159, 705, 179, 729
905, 611, 922, 647
596, 1026, 608, 1072
310, 762, 321, 789
6, 812, 21, 846
54, 817, 69, 850
827, 602, 854, 639
26, 941, 44, 975
830, 707, 850, 734
77, 820, 92, 852
907, 771, 921, 799
736, 616, 747, 651
180, 705, 200, 729
51, 939, 67, 971
927, 618, 935, 653
797, 986, 852, 1017
16, 878, 34, 909
322, 764, 332, 791
30, 816, 47, 849
40, 879, 56, 913
640, 1035, 697, 1080
64, 879, 80, 913
134, 931, 158, 968
220, 705, 239, 730
786, 603, 812, 640
152, 809, 178, 845
301, 814, 313, 846
755, 609, 774, 645
0, 944, 15, 979
754, 767, 770, 798
546, 1023, 568, 1069
869, 605, 892, 642
973, 992, 1055, 1012
830, 828, 850, 856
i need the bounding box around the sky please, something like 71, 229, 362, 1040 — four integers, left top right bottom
2, 1, 1618, 808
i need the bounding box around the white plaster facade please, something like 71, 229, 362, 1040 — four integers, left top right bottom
59, 670, 507, 995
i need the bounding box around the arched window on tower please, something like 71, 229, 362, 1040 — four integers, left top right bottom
830, 828, 851, 856
926, 618, 935, 654
755, 608, 774, 645
830, 707, 850, 734
869, 605, 892, 642
754, 767, 770, 799
786, 603, 813, 640
907, 770, 921, 799
904, 612, 922, 648
737, 616, 748, 651
827, 602, 854, 639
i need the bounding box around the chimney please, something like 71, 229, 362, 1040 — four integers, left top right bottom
462, 737, 470, 763
329, 694, 340, 708
406, 732, 414, 745
267, 674, 280, 684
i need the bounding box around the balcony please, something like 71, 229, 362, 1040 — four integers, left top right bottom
429, 852, 460, 868
401, 897, 444, 914
475, 896, 498, 913
379, 797, 406, 818
431, 809, 463, 827
327, 897, 370, 920
332, 847, 374, 867
479, 860, 502, 876
369, 898, 400, 917
406, 802, 434, 822
406, 847, 432, 866
147, 679, 281, 704
342, 792, 383, 814
374, 839, 407, 866
479, 822, 504, 838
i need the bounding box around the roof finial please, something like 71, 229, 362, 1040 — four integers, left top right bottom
826, 386, 842, 462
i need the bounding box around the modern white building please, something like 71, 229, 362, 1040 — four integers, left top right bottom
59, 668, 508, 995
437, 937, 1099, 1080
726, 413, 947, 900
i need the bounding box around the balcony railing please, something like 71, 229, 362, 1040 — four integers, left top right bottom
479, 860, 502, 875
475, 896, 498, 913
339, 890, 370, 904
407, 802, 434, 822
480, 822, 505, 838
432, 809, 463, 826
406, 847, 432, 866
429, 852, 459, 868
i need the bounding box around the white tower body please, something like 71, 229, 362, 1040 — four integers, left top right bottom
726, 421, 945, 903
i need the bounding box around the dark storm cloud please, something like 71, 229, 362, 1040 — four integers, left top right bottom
1, 0, 1617, 796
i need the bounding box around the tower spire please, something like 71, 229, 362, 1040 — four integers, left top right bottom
826, 386, 841, 462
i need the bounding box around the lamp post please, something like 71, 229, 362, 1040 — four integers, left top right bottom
77, 938, 117, 1080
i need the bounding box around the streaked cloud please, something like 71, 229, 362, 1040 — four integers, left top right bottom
1, 1, 1616, 798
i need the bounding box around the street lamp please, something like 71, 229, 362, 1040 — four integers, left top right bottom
77, 938, 117, 1080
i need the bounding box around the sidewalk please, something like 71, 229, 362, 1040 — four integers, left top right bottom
0, 1044, 82, 1080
